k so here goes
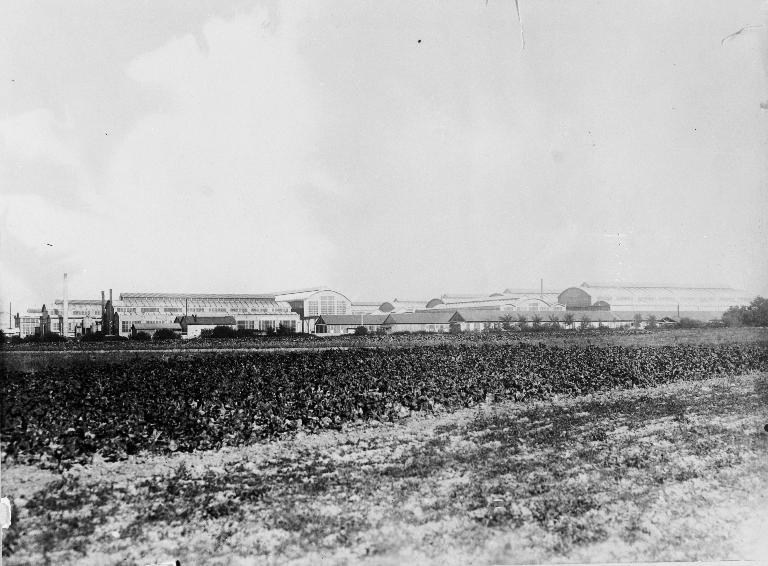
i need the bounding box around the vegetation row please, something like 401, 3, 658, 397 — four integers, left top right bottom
3, 342, 768, 468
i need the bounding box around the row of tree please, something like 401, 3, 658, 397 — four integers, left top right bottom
722, 296, 768, 327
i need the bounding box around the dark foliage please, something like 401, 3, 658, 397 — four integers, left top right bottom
201, 326, 237, 339
152, 328, 179, 341
2, 342, 767, 468
723, 297, 768, 327
81, 332, 105, 343
132, 331, 151, 341
354, 326, 369, 336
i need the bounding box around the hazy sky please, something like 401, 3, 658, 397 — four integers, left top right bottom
2, 0, 767, 310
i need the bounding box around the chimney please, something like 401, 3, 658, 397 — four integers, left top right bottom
109, 288, 113, 304
63, 273, 69, 338
101, 290, 105, 313
540, 278, 543, 300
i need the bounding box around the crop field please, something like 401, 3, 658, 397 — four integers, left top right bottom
2, 372, 767, 565
2, 334, 768, 564
4, 327, 768, 374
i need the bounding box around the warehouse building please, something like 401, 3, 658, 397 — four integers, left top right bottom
558, 283, 753, 313
315, 314, 388, 335
426, 295, 564, 312
117, 293, 300, 336
377, 299, 430, 314
382, 311, 455, 333
272, 287, 352, 333
351, 301, 384, 315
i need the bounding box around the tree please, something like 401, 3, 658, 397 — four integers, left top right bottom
548, 313, 561, 330
0, 328, 5, 348
132, 331, 151, 341
579, 316, 591, 331
748, 297, 768, 326
500, 314, 515, 331
563, 312, 575, 330
646, 314, 658, 330
516, 314, 528, 331
354, 325, 369, 335
531, 314, 543, 331
722, 296, 768, 326
726, 296, 768, 327
633, 313, 643, 329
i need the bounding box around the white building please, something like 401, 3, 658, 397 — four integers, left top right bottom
117, 293, 300, 336
272, 287, 352, 333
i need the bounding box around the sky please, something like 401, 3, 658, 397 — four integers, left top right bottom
1, 0, 767, 313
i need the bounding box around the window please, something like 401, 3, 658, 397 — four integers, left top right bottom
320, 296, 334, 315
307, 301, 319, 316
141, 308, 160, 313
164, 307, 182, 313
122, 321, 131, 332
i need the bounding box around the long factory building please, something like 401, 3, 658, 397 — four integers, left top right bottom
13, 282, 756, 338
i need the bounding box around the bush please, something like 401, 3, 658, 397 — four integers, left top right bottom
276, 324, 294, 336
354, 326, 369, 336
678, 317, 705, 329
201, 326, 237, 339
81, 332, 105, 343
0, 328, 5, 348
132, 331, 151, 341
153, 328, 180, 341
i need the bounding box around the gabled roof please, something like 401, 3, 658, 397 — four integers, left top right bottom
384, 311, 455, 325
316, 314, 389, 325
452, 309, 510, 323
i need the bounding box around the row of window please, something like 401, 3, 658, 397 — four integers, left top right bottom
306, 296, 350, 316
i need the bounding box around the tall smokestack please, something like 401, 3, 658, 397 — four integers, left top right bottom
101, 290, 105, 313
540, 278, 543, 300
63, 273, 69, 338
109, 288, 113, 304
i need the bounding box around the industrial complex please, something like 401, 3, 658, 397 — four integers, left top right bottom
4, 275, 756, 339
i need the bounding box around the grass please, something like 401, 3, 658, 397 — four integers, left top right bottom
2, 371, 768, 565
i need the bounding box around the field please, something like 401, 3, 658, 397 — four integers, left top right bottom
3, 372, 767, 565
2, 328, 768, 564
5, 327, 768, 374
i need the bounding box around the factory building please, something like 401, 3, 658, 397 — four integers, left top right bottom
377, 299, 430, 314
14, 307, 62, 338
273, 287, 352, 333
426, 295, 564, 312
315, 314, 388, 335
351, 301, 384, 315
117, 293, 300, 336
381, 311, 455, 333
558, 283, 753, 313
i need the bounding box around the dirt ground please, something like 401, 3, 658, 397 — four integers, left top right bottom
2, 371, 767, 565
